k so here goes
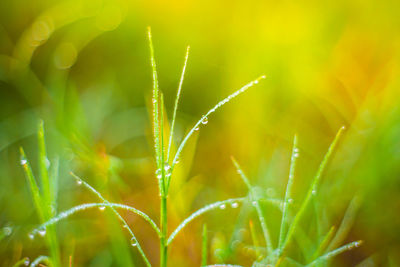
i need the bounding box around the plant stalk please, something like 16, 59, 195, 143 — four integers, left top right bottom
160, 194, 168, 267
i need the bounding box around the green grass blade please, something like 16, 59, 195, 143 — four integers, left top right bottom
167, 198, 244, 245
70, 173, 153, 266
30, 255, 51, 267
231, 157, 274, 255
166, 45, 190, 164
50, 156, 59, 215
249, 220, 261, 258
326, 195, 362, 252
281, 126, 346, 254
32, 202, 161, 238
148, 26, 162, 170
311, 226, 336, 261
278, 135, 299, 248
201, 224, 208, 266
307, 240, 363, 266
171, 75, 266, 171
38, 120, 51, 210
20, 147, 44, 221
12, 257, 30, 267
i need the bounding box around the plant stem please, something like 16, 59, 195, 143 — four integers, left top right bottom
160, 194, 168, 267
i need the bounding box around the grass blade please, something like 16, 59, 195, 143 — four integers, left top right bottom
166, 45, 190, 164
20, 147, 44, 221
231, 157, 274, 255
148, 26, 162, 170
281, 126, 346, 254
249, 220, 261, 258
278, 135, 299, 248
326, 195, 362, 252
32, 202, 161, 238
311, 226, 336, 261
70, 173, 153, 266
12, 257, 30, 267
30, 256, 51, 267
307, 240, 363, 266
202, 224, 208, 266
171, 75, 266, 171
38, 120, 51, 211
167, 198, 244, 245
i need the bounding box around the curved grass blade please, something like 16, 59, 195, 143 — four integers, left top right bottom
307, 240, 363, 266
311, 226, 336, 261
281, 127, 346, 254
166, 45, 190, 164
278, 135, 299, 248
12, 257, 30, 267
171, 75, 266, 172
326, 195, 362, 252
167, 198, 244, 245
70, 173, 153, 266
31, 202, 161, 238
30, 255, 51, 267
231, 157, 274, 255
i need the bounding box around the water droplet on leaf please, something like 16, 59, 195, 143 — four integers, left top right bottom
38, 227, 46, 237
219, 204, 226, 209
201, 116, 208, 124
231, 202, 239, 208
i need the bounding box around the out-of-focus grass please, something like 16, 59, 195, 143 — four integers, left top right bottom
0, 0, 400, 266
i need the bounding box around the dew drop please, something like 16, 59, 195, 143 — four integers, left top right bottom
99, 206, 106, 211
45, 157, 51, 169
354, 241, 361, 247
294, 148, 299, 153
294, 153, 299, 158
155, 169, 162, 179
231, 202, 239, 208
24, 258, 30, 266
152, 98, 156, 104
312, 189, 317, 195
252, 201, 257, 206
20, 159, 27, 165
288, 198, 294, 204
201, 116, 208, 125
219, 204, 226, 209
3, 226, 12, 236
254, 80, 259, 84
130, 238, 137, 247
28, 233, 34, 240
194, 126, 200, 131
76, 179, 82, 186
38, 227, 46, 237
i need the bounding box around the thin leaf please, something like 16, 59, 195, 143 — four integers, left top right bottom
148, 26, 162, 169
32, 202, 161, 238
20, 147, 44, 221
311, 226, 336, 261
171, 75, 266, 172
231, 157, 274, 255
326, 195, 362, 252
12, 257, 30, 267
166, 45, 190, 163
70, 173, 153, 266
38, 120, 51, 210
278, 135, 299, 248
281, 127, 346, 253
307, 240, 363, 266
167, 198, 244, 245
30, 255, 51, 267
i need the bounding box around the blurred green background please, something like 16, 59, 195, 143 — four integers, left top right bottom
1, 0, 400, 266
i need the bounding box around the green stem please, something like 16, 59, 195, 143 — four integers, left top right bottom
160, 195, 168, 267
